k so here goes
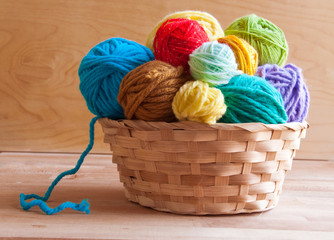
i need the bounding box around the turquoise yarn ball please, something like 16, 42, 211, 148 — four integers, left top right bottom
79, 38, 154, 118
217, 74, 288, 124
189, 41, 241, 86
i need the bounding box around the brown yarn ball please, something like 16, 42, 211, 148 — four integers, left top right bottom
118, 60, 189, 121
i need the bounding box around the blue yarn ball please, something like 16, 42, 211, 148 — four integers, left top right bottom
217, 74, 288, 124
79, 38, 154, 118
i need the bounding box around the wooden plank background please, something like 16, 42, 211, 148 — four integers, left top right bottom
0, 0, 333, 160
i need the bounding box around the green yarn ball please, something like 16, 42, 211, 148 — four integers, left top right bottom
225, 14, 288, 66
217, 74, 288, 124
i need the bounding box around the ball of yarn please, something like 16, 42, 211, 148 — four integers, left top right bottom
188, 41, 241, 86
225, 14, 288, 66
79, 38, 154, 118
118, 60, 189, 122
256, 64, 309, 123
172, 80, 227, 124
218, 35, 258, 75
217, 74, 287, 124
146, 10, 224, 51
153, 18, 209, 72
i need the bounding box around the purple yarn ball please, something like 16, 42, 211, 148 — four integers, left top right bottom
256, 64, 310, 122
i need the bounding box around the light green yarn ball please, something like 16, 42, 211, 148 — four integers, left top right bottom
225, 14, 288, 66
189, 41, 241, 86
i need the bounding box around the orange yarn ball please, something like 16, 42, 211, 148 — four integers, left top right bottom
218, 35, 258, 75
118, 60, 190, 122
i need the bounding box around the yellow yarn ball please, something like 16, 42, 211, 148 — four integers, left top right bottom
146, 11, 224, 51
172, 80, 227, 124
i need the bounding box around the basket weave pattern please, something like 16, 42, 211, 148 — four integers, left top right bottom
99, 118, 308, 215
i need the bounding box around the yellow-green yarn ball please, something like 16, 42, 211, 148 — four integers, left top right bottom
172, 80, 227, 124
146, 10, 224, 51
225, 14, 288, 66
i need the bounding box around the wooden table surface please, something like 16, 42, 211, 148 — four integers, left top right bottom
1, 152, 334, 240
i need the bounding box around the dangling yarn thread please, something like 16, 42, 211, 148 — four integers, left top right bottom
118, 60, 189, 122
153, 18, 209, 72
146, 10, 224, 51
172, 80, 227, 124
217, 74, 287, 124
256, 63, 310, 122
189, 41, 241, 86
20, 117, 98, 214
225, 14, 288, 66
20, 38, 154, 215
218, 35, 258, 75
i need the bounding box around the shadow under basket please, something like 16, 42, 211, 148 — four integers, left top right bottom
99, 118, 309, 215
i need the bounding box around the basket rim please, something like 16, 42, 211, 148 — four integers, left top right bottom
99, 118, 309, 133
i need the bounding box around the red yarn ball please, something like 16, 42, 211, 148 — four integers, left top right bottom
153, 18, 209, 72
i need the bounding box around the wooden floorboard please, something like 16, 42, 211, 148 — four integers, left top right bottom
0, 152, 333, 240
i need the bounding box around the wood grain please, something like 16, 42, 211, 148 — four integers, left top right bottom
0, 152, 333, 239
0, 0, 333, 160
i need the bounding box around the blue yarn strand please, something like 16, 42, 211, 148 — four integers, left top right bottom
20, 194, 90, 215
20, 116, 99, 214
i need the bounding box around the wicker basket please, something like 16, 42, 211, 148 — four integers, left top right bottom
99, 118, 308, 215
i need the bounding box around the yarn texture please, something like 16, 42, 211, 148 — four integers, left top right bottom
225, 14, 288, 66
172, 80, 227, 124
218, 35, 258, 75
153, 18, 209, 72
256, 63, 309, 122
118, 60, 189, 122
217, 74, 287, 124
189, 41, 241, 86
79, 37, 154, 118
146, 10, 224, 50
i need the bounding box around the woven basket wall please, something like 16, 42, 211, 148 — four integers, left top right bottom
99, 118, 308, 215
